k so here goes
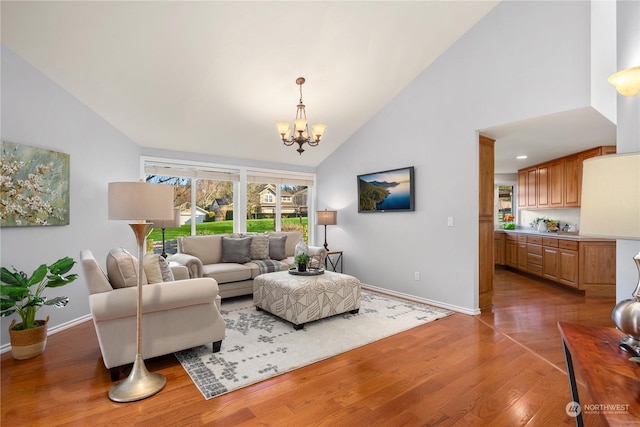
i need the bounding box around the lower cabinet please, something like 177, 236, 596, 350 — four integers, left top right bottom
502, 232, 614, 296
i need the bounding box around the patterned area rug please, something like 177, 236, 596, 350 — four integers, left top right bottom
175, 290, 452, 400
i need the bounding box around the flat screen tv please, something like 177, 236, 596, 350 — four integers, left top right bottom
357, 166, 415, 213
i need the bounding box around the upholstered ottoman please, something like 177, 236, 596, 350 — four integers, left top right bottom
253, 270, 361, 329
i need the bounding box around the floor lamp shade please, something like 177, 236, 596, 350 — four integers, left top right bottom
108, 182, 175, 221
580, 152, 640, 355
580, 153, 640, 240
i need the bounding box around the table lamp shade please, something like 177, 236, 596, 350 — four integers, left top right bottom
580, 153, 640, 240
108, 182, 174, 221
317, 210, 337, 226
150, 208, 181, 229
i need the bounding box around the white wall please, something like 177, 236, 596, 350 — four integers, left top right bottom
316, 1, 593, 313
0, 46, 143, 347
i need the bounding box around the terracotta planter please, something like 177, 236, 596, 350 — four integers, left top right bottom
8, 316, 49, 360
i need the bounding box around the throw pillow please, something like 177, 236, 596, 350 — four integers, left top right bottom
143, 254, 175, 284
250, 235, 270, 260
221, 236, 252, 263
269, 235, 287, 260
106, 248, 146, 289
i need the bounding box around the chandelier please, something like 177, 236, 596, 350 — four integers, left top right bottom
276, 77, 326, 155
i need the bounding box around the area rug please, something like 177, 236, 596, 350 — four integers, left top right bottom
175, 290, 452, 399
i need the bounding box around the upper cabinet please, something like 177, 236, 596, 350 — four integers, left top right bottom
518, 146, 615, 209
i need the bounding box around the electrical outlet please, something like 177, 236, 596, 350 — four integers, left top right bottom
447, 217, 454, 227
414, 272, 420, 281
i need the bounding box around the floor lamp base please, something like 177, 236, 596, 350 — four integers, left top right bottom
109, 354, 166, 402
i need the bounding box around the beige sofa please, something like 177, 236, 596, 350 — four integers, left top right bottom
169, 231, 326, 299
80, 249, 226, 380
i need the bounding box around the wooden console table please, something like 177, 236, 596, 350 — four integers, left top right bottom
558, 322, 640, 426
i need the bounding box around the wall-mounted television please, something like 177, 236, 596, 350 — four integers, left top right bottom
357, 166, 415, 213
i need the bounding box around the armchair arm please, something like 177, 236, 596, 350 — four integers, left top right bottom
308, 246, 327, 268
90, 277, 219, 322
168, 253, 203, 278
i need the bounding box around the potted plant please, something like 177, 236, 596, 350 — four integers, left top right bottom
294, 253, 311, 272
1, 256, 78, 360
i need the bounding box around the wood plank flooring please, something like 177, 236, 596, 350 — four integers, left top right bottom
1, 268, 617, 426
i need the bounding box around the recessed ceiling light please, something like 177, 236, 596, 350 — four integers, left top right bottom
516, 155, 528, 160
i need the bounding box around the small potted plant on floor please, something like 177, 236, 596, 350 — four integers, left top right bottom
1, 256, 78, 360
294, 253, 311, 273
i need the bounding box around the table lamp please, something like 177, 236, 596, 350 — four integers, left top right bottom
150, 208, 181, 258
108, 181, 174, 402
317, 210, 337, 250
580, 152, 640, 354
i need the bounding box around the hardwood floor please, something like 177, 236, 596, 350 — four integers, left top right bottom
2, 268, 617, 426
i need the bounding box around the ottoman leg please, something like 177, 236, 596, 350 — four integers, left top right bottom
293, 323, 305, 330
256, 306, 263, 311
350, 309, 360, 314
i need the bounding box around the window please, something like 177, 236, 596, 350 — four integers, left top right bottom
143, 157, 316, 242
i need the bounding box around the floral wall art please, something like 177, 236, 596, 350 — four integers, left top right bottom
0, 141, 70, 226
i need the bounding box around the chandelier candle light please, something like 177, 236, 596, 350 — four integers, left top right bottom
108, 181, 175, 402
276, 77, 326, 155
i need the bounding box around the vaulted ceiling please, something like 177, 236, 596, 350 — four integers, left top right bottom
1, 1, 616, 172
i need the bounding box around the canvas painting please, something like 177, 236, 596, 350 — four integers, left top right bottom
1, 141, 70, 226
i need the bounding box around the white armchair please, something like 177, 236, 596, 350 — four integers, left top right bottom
80, 249, 225, 380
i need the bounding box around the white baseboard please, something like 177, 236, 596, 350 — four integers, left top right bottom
1, 315, 93, 355
362, 284, 481, 316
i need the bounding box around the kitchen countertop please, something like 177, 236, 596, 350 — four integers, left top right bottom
494, 228, 614, 242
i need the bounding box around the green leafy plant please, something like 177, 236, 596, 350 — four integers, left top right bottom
1, 257, 78, 330
294, 253, 310, 265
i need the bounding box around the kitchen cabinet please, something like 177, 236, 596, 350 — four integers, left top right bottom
494, 232, 505, 265
537, 163, 549, 208
502, 231, 615, 296
542, 237, 559, 281
558, 240, 579, 288
517, 236, 528, 271
519, 146, 615, 209
548, 159, 565, 207
526, 236, 543, 276
505, 234, 518, 268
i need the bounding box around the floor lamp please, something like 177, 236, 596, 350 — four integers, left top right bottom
150, 208, 181, 258
580, 153, 640, 354
317, 210, 337, 251
108, 181, 174, 402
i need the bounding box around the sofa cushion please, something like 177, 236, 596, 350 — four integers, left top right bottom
143, 254, 175, 284
250, 235, 270, 260
106, 248, 147, 289
268, 231, 301, 257
269, 235, 287, 260
179, 235, 224, 265
202, 263, 252, 283
221, 236, 252, 263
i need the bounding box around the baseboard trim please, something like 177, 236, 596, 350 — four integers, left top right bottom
1, 315, 92, 354
362, 284, 481, 316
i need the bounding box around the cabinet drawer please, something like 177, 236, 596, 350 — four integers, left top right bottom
528, 264, 543, 276
527, 244, 543, 255
518, 235, 527, 243
527, 236, 542, 245
559, 240, 579, 251
542, 237, 558, 247
527, 253, 543, 266
506, 234, 518, 242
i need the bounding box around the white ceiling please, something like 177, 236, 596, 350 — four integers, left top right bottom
1, 1, 616, 172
